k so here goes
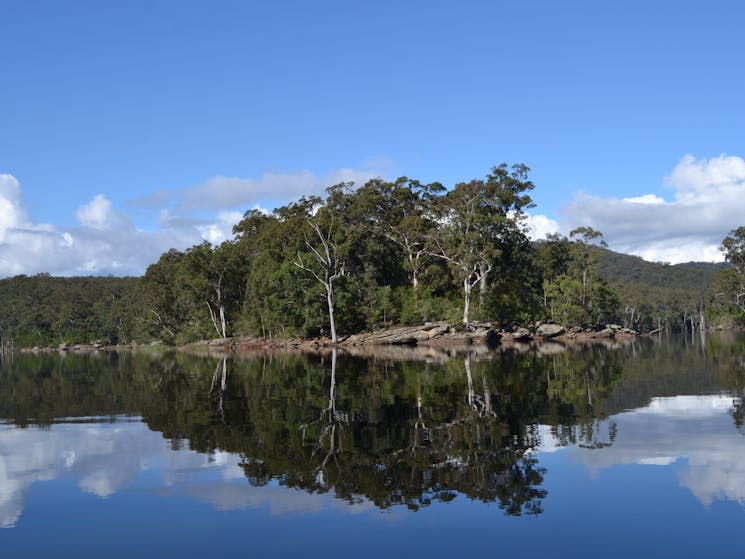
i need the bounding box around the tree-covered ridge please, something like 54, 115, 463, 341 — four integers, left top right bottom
0, 275, 138, 348
596, 249, 727, 332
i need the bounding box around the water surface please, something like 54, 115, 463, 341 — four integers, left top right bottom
1, 334, 745, 558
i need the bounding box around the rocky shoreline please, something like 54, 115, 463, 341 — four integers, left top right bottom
11, 322, 640, 354
208, 321, 639, 352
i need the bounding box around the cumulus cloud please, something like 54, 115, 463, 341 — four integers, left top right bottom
0, 179, 218, 277
525, 213, 560, 240
622, 194, 665, 205
0, 163, 389, 277
196, 211, 245, 245
561, 154, 745, 263
75, 194, 133, 232
0, 165, 378, 278
133, 163, 390, 215
0, 174, 30, 239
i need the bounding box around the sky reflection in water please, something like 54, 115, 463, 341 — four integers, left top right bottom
2, 339, 745, 558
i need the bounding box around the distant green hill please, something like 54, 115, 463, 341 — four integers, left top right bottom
596, 248, 726, 331
598, 249, 724, 292
0, 275, 139, 348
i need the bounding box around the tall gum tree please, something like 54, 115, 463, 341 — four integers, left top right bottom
294, 217, 346, 343
351, 177, 444, 294
237, 198, 321, 337
718, 226, 745, 314
430, 164, 534, 326
178, 241, 248, 340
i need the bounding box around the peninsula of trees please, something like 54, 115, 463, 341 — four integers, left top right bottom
0, 164, 743, 349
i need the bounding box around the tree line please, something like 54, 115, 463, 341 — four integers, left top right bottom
134, 163, 621, 344
1, 164, 744, 347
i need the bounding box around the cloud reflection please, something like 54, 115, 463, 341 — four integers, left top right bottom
0, 419, 373, 528
3, 394, 743, 528
541, 395, 745, 508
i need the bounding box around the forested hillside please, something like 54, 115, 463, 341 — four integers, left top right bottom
597, 250, 727, 332
1, 166, 745, 349
0, 275, 138, 348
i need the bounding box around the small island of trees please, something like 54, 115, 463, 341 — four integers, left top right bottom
0, 163, 744, 349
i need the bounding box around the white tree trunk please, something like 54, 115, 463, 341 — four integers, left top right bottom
327, 283, 338, 344
206, 302, 223, 339
479, 269, 488, 310
294, 220, 345, 345
219, 304, 227, 339
463, 278, 472, 326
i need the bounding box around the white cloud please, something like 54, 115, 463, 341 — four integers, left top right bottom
134, 164, 389, 215
196, 211, 244, 245
0, 183, 230, 277
75, 194, 133, 232
0, 162, 389, 278
546, 394, 745, 508
525, 213, 560, 240
0, 419, 377, 528
561, 154, 745, 263
0, 175, 29, 242
622, 194, 665, 205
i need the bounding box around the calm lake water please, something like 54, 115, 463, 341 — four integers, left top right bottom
2, 333, 745, 558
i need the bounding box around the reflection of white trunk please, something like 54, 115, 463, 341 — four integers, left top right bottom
482, 372, 492, 416
210, 359, 220, 393
221, 357, 227, 391
329, 348, 337, 417
307, 348, 348, 484
209, 357, 228, 422
465, 355, 475, 409
584, 369, 592, 408
416, 383, 425, 428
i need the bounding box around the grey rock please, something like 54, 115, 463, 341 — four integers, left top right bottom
536, 324, 565, 338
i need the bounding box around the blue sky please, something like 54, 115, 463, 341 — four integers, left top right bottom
2, 0, 745, 275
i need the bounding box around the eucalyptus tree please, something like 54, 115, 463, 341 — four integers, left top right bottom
178, 240, 248, 339
294, 217, 346, 343
568, 227, 607, 308
238, 198, 320, 338
275, 191, 352, 343
352, 177, 444, 293
540, 227, 619, 325
717, 226, 745, 315
139, 249, 189, 343
430, 163, 535, 325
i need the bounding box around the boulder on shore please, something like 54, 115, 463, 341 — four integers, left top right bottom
501, 327, 532, 342
536, 323, 565, 338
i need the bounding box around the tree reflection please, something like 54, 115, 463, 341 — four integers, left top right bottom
300, 348, 348, 487
209, 356, 228, 422
4, 336, 744, 514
